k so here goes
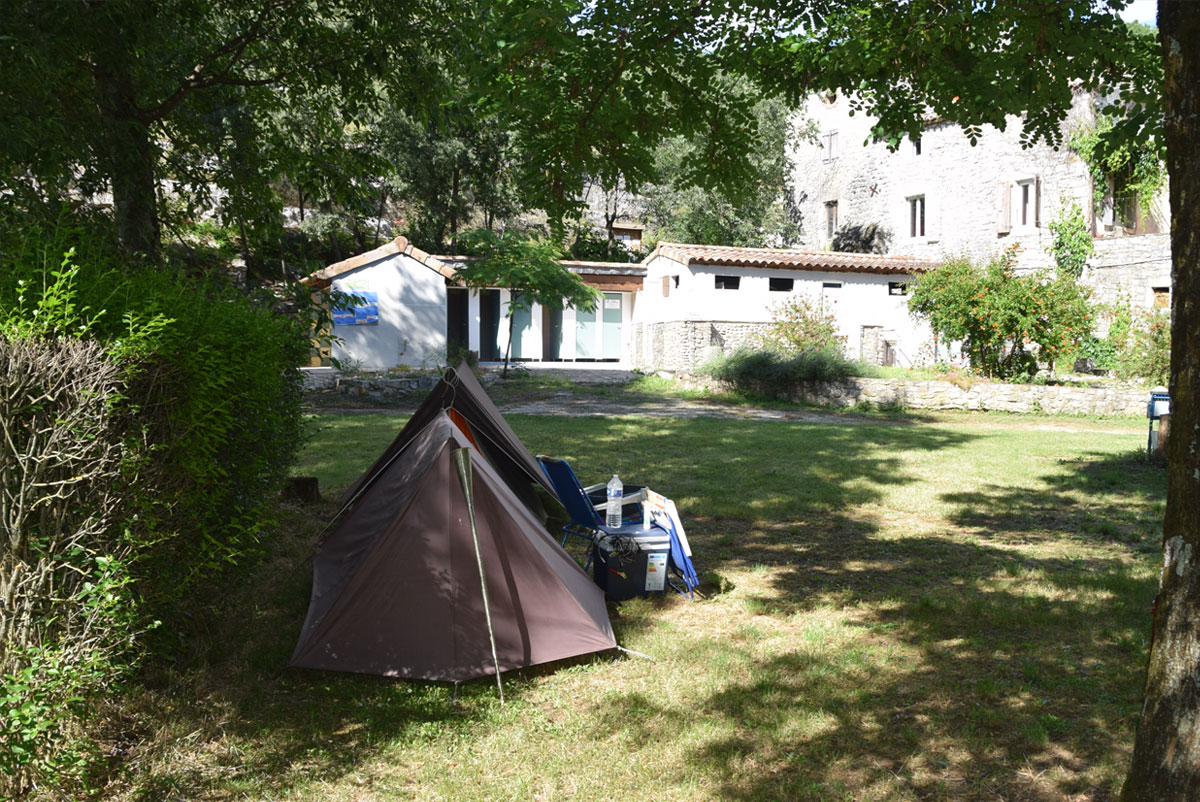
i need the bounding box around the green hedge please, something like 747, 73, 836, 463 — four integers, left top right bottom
703, 347, 859, 396
0, 212, 309, 795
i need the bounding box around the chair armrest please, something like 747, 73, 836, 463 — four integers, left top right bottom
590, 487, 648, 512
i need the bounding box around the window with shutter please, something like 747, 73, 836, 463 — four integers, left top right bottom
822, 131, 839, 162
662, 276, 670, 297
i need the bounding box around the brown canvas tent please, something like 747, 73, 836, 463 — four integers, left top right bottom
338, 362, 556, 512
290, 412, 616, 681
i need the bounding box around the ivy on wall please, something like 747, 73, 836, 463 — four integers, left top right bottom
1069, 115, 1166, 222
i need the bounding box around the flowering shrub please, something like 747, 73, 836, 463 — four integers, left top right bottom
755, 295, 846, 355
908, 248, 1093, 379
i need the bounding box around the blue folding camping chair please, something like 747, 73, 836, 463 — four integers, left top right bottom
536, 456, 647, 568
537, 456, 699, 599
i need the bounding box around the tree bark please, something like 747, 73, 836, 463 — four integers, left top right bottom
1120, 2, 1200, 798
92, 48, 161, 260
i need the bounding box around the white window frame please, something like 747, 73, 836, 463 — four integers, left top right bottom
1015, 178, 1038, 230
908, 195, 926, 238
825, 200, 838, 239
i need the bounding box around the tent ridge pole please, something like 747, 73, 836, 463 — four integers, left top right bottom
452, 447, 505, 704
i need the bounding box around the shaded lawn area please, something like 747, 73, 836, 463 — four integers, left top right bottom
115, 413, 1163, 802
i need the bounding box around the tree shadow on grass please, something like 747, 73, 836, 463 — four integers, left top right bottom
120, 417, 980, 798
578, 450, 1163, 801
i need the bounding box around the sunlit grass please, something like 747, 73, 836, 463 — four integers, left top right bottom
117, 410, 1160, 802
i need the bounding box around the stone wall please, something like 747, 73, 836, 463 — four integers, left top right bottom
1085, 233, 1172, 311
790, 92, 1096, 273
312, 373, 441, 402
633, 320, 773, 372
673, 373, 1150, 416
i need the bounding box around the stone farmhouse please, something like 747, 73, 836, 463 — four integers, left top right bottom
790, 90, 1172, 313
304, 237, 933, 372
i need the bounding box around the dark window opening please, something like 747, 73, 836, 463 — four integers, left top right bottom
913, 136, 922, 156
888, 282, 909, 296
825, 201, 838, 239
823, 281, 843, 290
715, 275, 740, 290
769, 277, 794, 292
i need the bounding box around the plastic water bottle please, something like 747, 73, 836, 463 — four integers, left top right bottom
606, 474, 623, 529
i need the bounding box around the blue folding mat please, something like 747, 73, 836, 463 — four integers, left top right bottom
537, 455, 699, 598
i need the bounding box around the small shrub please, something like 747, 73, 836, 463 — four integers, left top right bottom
1115, 310, 1170, 385
704, 346, 855, 396
1089, 302, 1170, 384
756, 295, 845, 355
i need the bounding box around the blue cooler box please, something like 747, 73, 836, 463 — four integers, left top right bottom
592, 529, 671, 601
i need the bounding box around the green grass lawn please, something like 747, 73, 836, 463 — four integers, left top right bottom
114, 412, 1162, 802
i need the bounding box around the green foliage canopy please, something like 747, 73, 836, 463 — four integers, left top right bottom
641, 92, 807, 247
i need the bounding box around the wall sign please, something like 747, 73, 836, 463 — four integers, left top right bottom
333, 279, 379, 326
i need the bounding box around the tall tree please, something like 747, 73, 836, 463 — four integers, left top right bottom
1120, 3, 1200, 797
0, 0, 446, 259
476, 0, 775, 234
641, 91, 807, 247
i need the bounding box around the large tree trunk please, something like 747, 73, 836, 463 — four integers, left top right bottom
1120, 3, 1200, 798
92, 43, 161, 261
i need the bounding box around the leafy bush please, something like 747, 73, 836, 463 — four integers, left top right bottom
1103, 307, 1170, 385
0, 212, 310, 794
755, 295, 846, 355
908, 249, 1093, 379
704, 346, 856, 395
1047, 202, 1094, 281
1080, 302, 1170, 384
1118, 310, 1170, 386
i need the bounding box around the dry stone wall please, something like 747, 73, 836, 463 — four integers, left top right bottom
673, 373, 1150, 416
633, 320, 773, 372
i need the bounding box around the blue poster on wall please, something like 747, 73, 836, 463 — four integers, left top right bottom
333, 291, 378, 326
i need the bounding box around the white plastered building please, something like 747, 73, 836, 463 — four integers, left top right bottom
631, 243, 936, 371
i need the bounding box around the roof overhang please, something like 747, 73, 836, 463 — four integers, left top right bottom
645, 242, 936, 275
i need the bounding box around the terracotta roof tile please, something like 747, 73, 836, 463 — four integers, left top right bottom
303, 242, 646, 291
646, 242, 936, 275
302, 236, 455, 288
